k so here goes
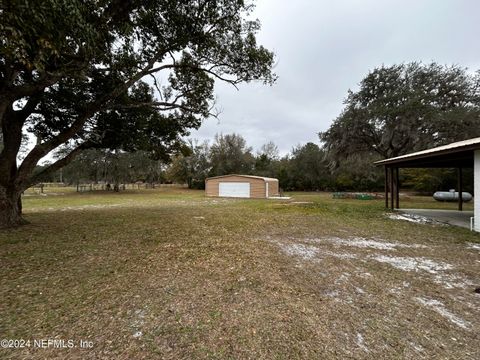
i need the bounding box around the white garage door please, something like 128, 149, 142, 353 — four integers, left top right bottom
219, 182, 250, 198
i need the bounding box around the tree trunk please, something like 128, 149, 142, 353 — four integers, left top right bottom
0, 185, 27, 228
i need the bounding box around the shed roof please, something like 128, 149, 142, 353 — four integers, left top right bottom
374, 137, 480, 168
206, 174, 278, 182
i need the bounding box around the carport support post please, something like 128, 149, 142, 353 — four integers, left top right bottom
395, 167, 400, 209
458, 167, 463, 211
384, 166, 389, 208
390, 167, 394, 210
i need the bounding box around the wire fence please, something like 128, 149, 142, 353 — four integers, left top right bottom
24, 182, 188, 194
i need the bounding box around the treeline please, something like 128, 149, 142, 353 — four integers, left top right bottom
39, 62, 479, 194
36, 149, 166, 190
38, 132, 470, 194
167, 134, 473, 193
167, 136, 385, 191
167, 135, 348, 191
36, 133, 383, 191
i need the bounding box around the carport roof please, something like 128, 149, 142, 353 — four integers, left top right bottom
374, 137, 480, 168
206, 174, 278, 181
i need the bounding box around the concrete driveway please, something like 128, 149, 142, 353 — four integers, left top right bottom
399, 209, 474, 230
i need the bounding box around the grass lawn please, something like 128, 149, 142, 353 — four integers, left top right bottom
0, 189, 479, 359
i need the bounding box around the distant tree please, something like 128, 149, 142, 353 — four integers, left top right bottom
59, 149, 106, 185
331, 153, 383, 191
401, 168, 473, 194
320, 63, 480, 163
167, 140, 210, 188
258, 141, 279, 160
287, 143, 331, 191
254, 141, 279, 177
30, 162, 59, 184
209, 133, 254, 175
275, 156, 293, 190
60, 149, 165, 188
0, 0, 276, 227
105, 150, 152, 191
122, 151, 165, 184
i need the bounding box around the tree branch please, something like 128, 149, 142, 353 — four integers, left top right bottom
17, 93, 43, 118
149, 74, 163, 101
14, 34, 261, 184
23, 142, 92, 189
9, 73, 61, 100
17, 52, 168, 181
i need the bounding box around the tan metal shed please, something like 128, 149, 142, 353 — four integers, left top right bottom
205, 174, 279, 198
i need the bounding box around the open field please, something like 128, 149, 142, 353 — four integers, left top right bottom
1, 189, 479, 359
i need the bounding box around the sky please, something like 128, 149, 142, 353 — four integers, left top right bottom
189, 0, 480, 155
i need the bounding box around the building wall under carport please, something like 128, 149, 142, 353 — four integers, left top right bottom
475, 150, 480, 231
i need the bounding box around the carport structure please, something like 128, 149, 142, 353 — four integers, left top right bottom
375, 137, 480, 232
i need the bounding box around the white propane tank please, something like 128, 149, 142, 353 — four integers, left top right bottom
433, 189, 473, 202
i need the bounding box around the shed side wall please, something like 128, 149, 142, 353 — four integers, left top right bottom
266, 180, 279, 197
205, 179, 218, 196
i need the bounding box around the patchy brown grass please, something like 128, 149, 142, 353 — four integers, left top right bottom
0, 190, 479, 359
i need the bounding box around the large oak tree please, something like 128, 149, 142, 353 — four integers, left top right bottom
0, 0, 275, 227
320, 63, 480, 163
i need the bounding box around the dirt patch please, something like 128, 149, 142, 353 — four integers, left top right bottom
306, 236, 426, 250
279, 243, 319, 260
415, 297, 471, 329
268, 233, 479, 340
59, 204, 122, 211
372, 255, 452, 273
467, 243, 480, 251
27, 204, 123, 213
356, 333, 369, 352
272, 235, 478, 291
23, 192, 66, 197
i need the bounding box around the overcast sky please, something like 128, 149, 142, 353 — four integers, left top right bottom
190, 0, 480, 155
